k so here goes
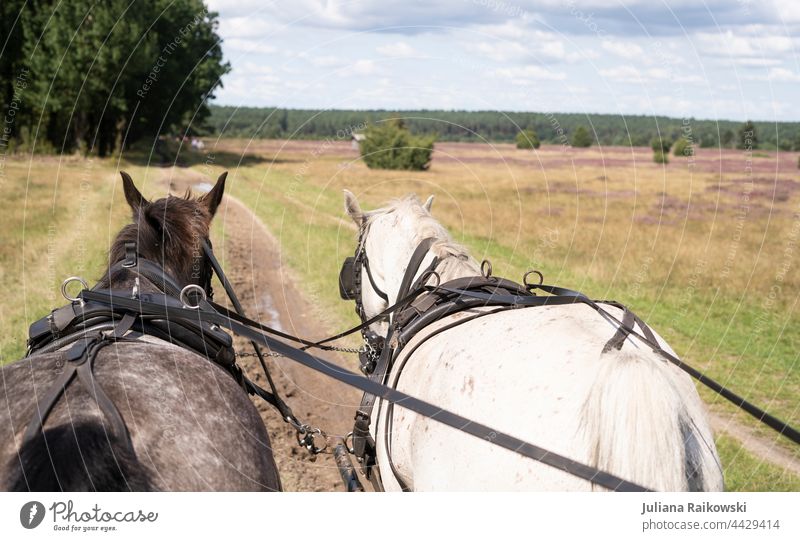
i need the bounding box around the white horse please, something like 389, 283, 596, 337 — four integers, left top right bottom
342, 190, 724, 491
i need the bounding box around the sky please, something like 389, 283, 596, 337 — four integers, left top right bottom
205, 0, 800, 121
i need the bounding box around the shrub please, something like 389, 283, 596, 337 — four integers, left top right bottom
516, 129, 540, 149
737, 120, 757, 150
720, 129, 735, 148
651, 137, 673, 154
653, 151, 669, 164
571, 126, 592, 148
359, 119, 435, 170
672, 137, 694, 157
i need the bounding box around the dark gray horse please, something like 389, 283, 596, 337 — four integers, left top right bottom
0, 172, 281, 491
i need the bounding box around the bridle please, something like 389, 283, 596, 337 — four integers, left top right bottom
106, 237, 216, 303
339, 217, 389, 374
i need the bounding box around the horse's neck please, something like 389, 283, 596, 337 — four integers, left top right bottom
385, 237, 480, 302
433, 252, 480, 283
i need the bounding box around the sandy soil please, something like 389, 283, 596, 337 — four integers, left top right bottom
165, 169, 363, 491
708, 411, 800, 478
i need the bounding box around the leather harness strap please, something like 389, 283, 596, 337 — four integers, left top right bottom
23, 313, 138, 454
351, 237, 439, 484
78, 287, 652, 492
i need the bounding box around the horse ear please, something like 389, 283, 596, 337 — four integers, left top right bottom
200, 171, 227, 217
423, 194, 434, 213
344, 189, 362, 223
120, 171, 149, 213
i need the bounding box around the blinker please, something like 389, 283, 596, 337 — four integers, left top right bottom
339, 257, 358, 300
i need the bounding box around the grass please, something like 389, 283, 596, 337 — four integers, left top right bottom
0, 158, 175, 362
0, 139, 797, 491
716, 434, 800, 491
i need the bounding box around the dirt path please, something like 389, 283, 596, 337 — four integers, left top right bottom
708, 411, 800, 478
163, 169, 363, 491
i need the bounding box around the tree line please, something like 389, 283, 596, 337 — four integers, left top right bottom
0, 0, 228, 156
208, 105, 800, 151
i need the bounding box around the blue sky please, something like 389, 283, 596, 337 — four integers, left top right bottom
206, 0, 800, 121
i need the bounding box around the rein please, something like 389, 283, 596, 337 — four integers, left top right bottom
334, 234, 800, 490
79, 287, 651, 492
29, 234, 799, 494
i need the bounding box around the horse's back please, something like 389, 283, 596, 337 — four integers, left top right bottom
378, 303, 719, 491
1, 341, 280, 491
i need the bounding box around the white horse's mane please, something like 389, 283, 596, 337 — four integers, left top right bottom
367, 195, 481, 280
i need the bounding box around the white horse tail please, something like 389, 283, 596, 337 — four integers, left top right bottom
581, 348, 723, 491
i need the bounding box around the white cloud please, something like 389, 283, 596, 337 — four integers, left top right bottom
224, 38, 277, 55
599, 66, 643, 83
601, 40, 645, 60
493, 65, 567, 81
377, 41, 417, 57
767, 67, 800, 82
600, 65, 706, 85
646, 68, 671, 80
468, 31, 584, 64
469, 41, 528, 62
309, 55, 345, 67
342, 59, 379, 76
735, 57, 784, 67
218, 16, 278, 39
695, 29, 797, 60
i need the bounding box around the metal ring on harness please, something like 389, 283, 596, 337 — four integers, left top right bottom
61, 276, 89, 303
344, 431, 356, 454
180, 284, 207, 309
480, 259, 492, 278
420, 269, 441, 289
296, 426, 328, 454
523, 269, 544, 289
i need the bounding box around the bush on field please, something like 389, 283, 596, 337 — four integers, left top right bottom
651, 137, 672, 154
516, 129, 540, 149
571, 126, 593, 148
672, 137, 694, 157
651, 137, 671, 164
737, 120, 758, 150
359, 119, 435, 170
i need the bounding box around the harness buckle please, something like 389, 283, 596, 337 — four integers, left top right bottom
358, 342, 379, 375
295, 425, 328, 456
122, 241, 138, 268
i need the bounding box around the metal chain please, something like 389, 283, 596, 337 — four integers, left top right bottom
235, 351, 283, 358
324, 344, 364, 354
235, 347, 362, 456
236, 344, 364, 357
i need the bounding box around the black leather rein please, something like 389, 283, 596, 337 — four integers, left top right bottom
79, 287, 651, 492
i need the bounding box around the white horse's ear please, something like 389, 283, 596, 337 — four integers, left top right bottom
423, 194, 434, 213
344, 189, 362, 223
